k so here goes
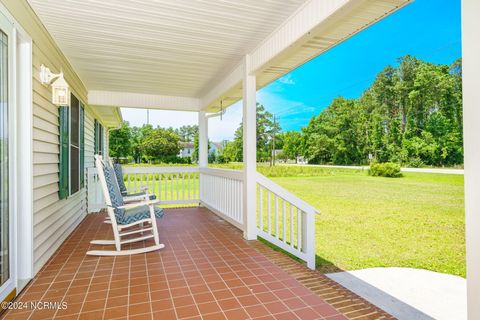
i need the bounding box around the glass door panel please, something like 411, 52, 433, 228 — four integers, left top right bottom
0, 28, 8, 287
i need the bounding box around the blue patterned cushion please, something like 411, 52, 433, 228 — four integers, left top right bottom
103, 161, 163, 225
102, 162, 126, 221
120, 205, 165, 225
113, 163, 128, 195
113, 163, 157, 200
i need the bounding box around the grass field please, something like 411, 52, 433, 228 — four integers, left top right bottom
124, 163, 466, 277
270, 169, 465, 277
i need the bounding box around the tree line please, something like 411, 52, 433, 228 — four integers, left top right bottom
109, 123, 199, 163
221, 55, 463, 167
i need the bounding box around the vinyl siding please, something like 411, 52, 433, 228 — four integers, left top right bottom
2, 0, 109, 274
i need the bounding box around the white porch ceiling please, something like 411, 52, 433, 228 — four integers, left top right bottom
28, 0, 411, 113
27, 0, 306, 98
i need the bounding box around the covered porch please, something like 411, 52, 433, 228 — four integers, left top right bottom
4, 207, 388, 320
0, 0, 478, 318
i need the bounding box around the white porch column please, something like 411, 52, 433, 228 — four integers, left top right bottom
198, 111, 208, 167
463, 1, 480, 319
242, 55, 257, 240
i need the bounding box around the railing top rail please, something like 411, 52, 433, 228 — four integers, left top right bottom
256, 173, 320, 215
122, 166, 200, 173
199, 167, 244, 181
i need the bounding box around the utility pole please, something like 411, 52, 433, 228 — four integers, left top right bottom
272, 114, 276, 166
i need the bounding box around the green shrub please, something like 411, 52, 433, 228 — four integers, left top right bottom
408, 157, 425, 168
368, 162, 403, 178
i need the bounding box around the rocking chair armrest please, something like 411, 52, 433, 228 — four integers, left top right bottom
117, 199, 160, 210
123, 193, 153, 203
129, 185, 150, 193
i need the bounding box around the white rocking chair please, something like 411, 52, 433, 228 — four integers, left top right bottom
87, 155, 165, 256
102, 158, 155, 224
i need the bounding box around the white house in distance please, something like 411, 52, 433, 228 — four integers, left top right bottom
179, 142, 195, 158
178, 141, 224, 159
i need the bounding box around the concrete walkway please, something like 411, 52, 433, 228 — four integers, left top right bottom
327, 267, 466, 320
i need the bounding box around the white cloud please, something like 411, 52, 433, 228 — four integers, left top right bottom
278, 74, 295, 85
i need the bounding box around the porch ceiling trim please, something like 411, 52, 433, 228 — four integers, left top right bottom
201, 0, 412, 112
88, 90, 201, 112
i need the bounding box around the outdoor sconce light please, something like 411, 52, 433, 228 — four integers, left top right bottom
39, 64, 70, 106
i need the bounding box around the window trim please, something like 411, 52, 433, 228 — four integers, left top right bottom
69, 100, 79, 196
61, 92, 85, 198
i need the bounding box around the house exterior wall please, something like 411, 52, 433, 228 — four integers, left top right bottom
1, 0, 109, 274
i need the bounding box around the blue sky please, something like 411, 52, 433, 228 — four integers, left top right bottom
121, 0, 461, 141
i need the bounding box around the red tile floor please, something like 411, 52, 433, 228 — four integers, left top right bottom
2, 208, 391, 320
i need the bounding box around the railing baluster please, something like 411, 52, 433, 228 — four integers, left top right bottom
275, 195, 279, 239
290, 204, 294, 248
283, 199, 286, 241
182, 172, 185, 201
166, 172, 170, 201
187, 172, 191, 201
259, 186, 263, 231
267, 191, 271, 235
297, 207, 301, 250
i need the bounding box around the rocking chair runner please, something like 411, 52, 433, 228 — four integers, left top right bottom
87, 155, 165, 256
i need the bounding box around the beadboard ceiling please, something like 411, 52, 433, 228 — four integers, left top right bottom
27, 0, 307, 98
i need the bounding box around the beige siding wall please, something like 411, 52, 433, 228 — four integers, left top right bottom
2, 0, 108, 274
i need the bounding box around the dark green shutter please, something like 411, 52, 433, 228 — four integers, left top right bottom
79, 104, 85, 188
59, 106, 70, 199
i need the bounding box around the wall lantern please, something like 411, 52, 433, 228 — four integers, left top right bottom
39, 64, 70, 106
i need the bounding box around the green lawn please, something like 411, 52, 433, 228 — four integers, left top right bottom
270, 170, 465, 277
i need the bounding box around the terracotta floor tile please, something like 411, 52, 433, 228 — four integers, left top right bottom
197, 301, 221, 315
202, 312, 227, 320
128, 302, 151, 316
105, 295, 129, 309
81, 299, 106, 313
173, 295, 195, 308
104, 305, 128, 319
0, 208, 393, 320
223, 308, 250, 320
264, 301, 289, 314
175, 305, 200, 319
151, 298, 174, 312
152, 308, 177, 320
150, 289, 171, 301
127, 313, 153, 320
217, 297, 241, 311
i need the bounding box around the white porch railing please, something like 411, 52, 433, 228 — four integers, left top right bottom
122, 166, 200, 205
199, 167, 244, 229
256, 173, 320, 269
86, 166, 200, 211
87, 165, 319, 269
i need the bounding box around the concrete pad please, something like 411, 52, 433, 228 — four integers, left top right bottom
327, 267, 466, 320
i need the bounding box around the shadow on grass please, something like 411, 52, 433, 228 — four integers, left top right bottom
257, 237, 344, 274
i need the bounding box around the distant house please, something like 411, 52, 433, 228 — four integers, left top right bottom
179, 142, 194, 158
179, 141, 224, 159
210, 142, 224, 157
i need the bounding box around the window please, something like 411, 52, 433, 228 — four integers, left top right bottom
59, 93, 84, 199
94, 119, 104, 156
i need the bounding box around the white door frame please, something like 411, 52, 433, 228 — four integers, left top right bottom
0, 4, 33, 301
0, 8, 17, 302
